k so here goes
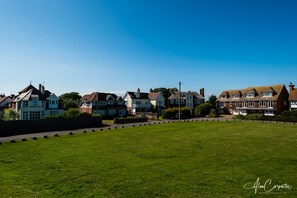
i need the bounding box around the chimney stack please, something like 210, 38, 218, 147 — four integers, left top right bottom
289, 82, 295, 93
39, 83, 45, 94
0, 93, 5, 98
200, 88, 205, 98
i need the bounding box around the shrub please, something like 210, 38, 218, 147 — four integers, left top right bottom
64, 108, 81, 118
3, 109, 19, 120
92, 114, 102, 118
45, 115, 64, 119
79, 112, 92, 118
162, 107, 191, 119
195, 103, 212, 117
233, 114, 245, 120
207, 109, 218, 118
245, 114, 263, 120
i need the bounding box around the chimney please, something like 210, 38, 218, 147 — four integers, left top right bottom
39, 83, 45, 94
0, 93, 5, 98
200, 88, 205, 97
289, 82, 295, 93
135, 88, 140, 98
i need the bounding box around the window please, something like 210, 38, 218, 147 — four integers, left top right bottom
22, 101, 28, 107
242, 102, 247, 108
136, 101, 141, 105
268, 101, 273, 108
170, 100, 174, 104
263, 92, 272, 97
259, 101, 266, 107
29, 111, 40, 120
181, 100, 185, 104
248, 101, 254, 107
236, 102, 240, 107
229, 102, 232, 106
42, 101, 45, 107
32, 98, 38, 106
233, 95, 239, 99
50, 111, 58, 116
22, 111, 29, 120
246, 93, 254, 98
222, 96, 227, 99
176, 100, 179, 104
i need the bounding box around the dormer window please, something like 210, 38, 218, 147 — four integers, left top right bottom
263, 92, 272, 97
221, 95, 227, 99
246, 93, 254, 98
233, 95, 240, 99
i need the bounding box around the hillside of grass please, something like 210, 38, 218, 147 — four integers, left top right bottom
0, 122, 296, 197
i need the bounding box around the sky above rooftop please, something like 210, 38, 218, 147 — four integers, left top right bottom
0, 0, 296, 98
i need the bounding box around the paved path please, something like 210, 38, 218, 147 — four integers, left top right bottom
0, 117, 232, 143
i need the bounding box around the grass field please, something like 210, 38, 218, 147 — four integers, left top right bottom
0, 122, 296, 197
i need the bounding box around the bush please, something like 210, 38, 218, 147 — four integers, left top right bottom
207, 109, 218, 118
79, 112, 92, 118
195, 103, 212, 117
282, 111, 297, 117
245, 114, 263, 120
45, 115, 64, 119
64, 108, 81, 118
233, 114, 245, 120
92, 114, 102, 118
162, 107, 191, 119
3, 109, 19, 120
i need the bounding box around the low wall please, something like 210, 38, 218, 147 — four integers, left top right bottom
113, 117, 148, 124
0, 117, 102, 137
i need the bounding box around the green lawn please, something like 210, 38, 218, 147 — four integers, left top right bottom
0, 122, 296, 197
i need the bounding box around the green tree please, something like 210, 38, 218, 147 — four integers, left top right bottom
195, 103, 212, 117
64, 108, 81, 118
60, 92, 82, 110
208, 94, 217, 108
3, 109, 19, 120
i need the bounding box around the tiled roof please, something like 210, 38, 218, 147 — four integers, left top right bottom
81, 92, 119, 101
148, 92, 162, 100
14, 85, 51, 102
126, 91, 149, 99
289, 89, 297, 101
168, 91, 204, 100
0, 96, 10, 105
218, 84, 286, 102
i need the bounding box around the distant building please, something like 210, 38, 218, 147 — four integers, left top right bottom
217, 84, 289, 116
168, 88, 205, 110
148, 92, 166, 115
0, 94, 13, 118
288, 82, 297, 111
79, 92, 127, 117
10, 84, 64, 120
124, 88, 151, 115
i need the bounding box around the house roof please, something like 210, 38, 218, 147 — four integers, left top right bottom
81, 92, 119, 101
126, 91, 149, 99
289, 89, 297, 101
0, 96, 10, 105
13, 85, 52, 102
148, 92, 162, 100
218, 84, 286, 102
168, 91, 204, 100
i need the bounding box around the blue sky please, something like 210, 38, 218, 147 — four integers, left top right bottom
0, 0, 296, 98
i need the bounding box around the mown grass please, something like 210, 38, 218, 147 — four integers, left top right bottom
0, 122, 296, 197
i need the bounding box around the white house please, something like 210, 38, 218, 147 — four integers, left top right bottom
10, 84, 64, 120
124, 88, 151, 115
148, 92, 165, 115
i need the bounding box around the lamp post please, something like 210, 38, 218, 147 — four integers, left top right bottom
179, 81, 181, 121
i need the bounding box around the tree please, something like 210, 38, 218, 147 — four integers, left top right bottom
195, 103, 212, 117
64, 108, 81, 118
3, 109, 19, 120
60, 92, 82, 110
208, 94, 217, 108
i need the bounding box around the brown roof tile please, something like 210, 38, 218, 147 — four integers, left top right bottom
289, 89, 297, 101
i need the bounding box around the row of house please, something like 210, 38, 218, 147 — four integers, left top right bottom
1, 82, 296, 120
0, 84, 205, 120
216, 83, 297, 116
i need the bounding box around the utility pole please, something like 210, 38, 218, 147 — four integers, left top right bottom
179, 81, 181, 121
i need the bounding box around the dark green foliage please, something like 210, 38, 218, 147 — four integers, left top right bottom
64, 108, 81, 118
44, 115, 64, 119
208, 94, 217, 108
60, 92, 82, 110
195, 103, 212, 117
234, 112, 297, 122
162, 107, 191, 119
3, 109, 19, 120
92, 114, 102, 118
282, 110, 297, 117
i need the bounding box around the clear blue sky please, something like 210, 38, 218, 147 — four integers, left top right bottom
1, 0, 296, 98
